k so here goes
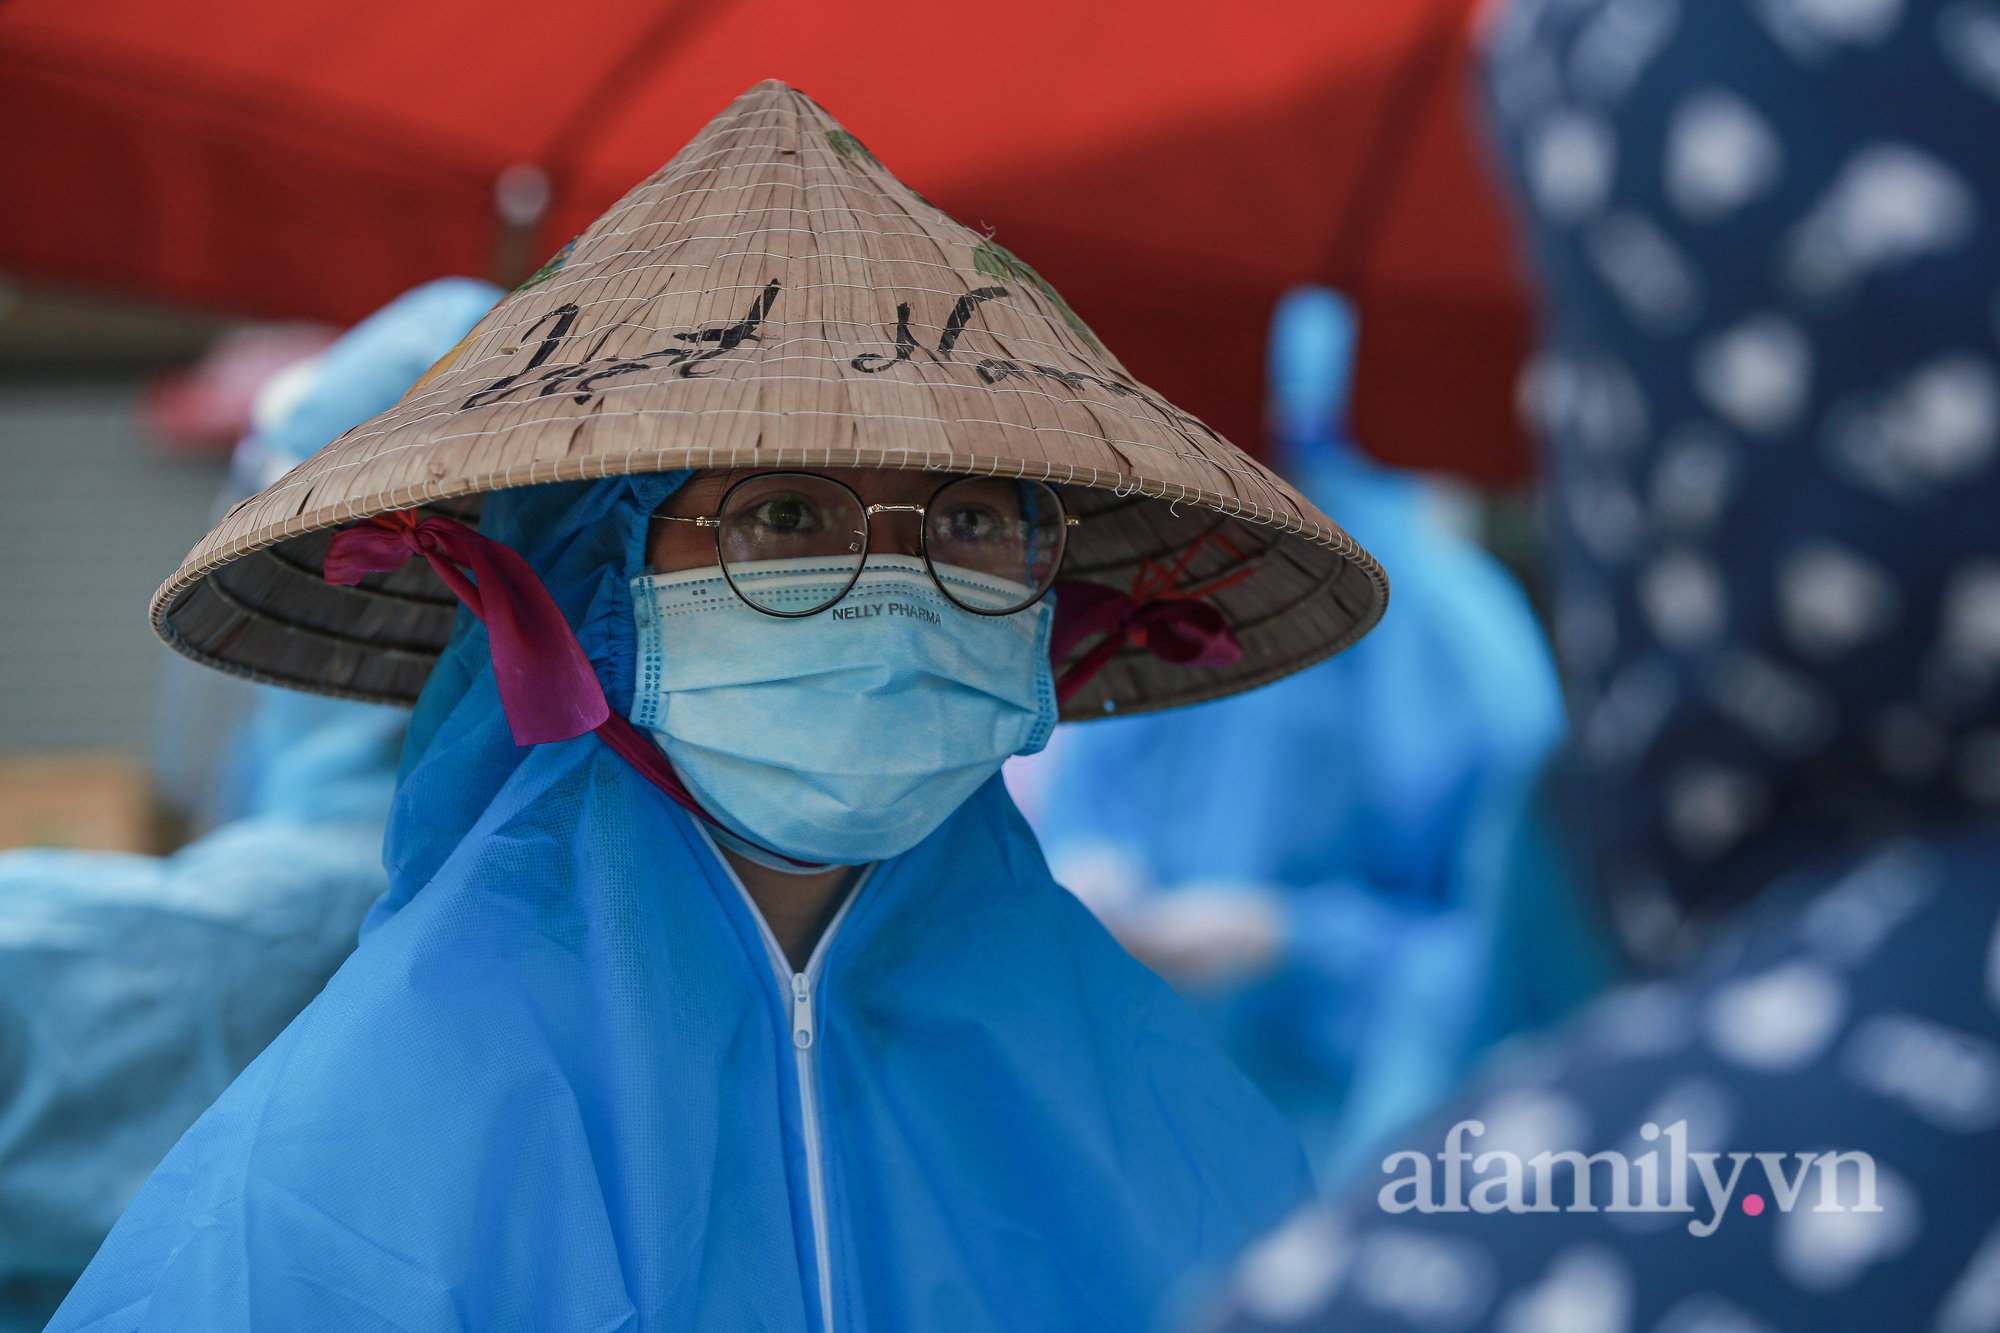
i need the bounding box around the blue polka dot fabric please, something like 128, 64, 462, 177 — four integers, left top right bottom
1501, 0, 2000, 929
1199, 0, 2000, 1328
1205, 830, 2000, 1332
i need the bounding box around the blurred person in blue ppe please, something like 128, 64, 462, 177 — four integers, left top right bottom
1027, 286, 1608, 1190
0, 277, 499, 1331
45, 84, 1399, 1333
151, 278, 503, 837
1203, 2, 2000, 1330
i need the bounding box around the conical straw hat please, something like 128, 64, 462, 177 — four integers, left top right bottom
152, 80, 1387, 721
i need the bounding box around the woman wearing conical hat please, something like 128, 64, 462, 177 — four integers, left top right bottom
51, 83, 1386, 1333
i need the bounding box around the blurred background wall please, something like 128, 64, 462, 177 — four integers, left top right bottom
0, 284, 237, 851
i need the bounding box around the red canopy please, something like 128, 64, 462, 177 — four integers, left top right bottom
0, 0, 1533, 481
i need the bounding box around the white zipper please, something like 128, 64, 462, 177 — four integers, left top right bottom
700, 826, 864, 1333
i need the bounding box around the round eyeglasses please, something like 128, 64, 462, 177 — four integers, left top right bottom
651, 472, 1075, 617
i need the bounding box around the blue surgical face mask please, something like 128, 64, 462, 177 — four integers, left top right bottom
630, 555, 1057, 865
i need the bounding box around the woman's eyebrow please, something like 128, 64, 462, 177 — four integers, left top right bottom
656, 473, 741, 512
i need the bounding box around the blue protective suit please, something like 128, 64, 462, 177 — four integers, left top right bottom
0, 729, 398, 1333
51, 472, 1312, 1333
1030, 289, 1605, 1189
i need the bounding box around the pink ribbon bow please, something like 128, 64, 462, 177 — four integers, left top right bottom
1049, 582, 1243, 705
1047, 531, 1249, 705
324, 511, 732, 843
325, 510, 603, 745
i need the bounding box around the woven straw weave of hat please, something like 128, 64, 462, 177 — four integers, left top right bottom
152, 80, 1387, 721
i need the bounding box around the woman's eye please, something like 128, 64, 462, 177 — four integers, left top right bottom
941, 505, 1003, 542
754, 498, 819, 534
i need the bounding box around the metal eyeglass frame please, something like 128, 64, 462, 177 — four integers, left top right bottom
651, 470, 1078, 618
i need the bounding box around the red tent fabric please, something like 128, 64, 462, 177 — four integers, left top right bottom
0, 0, 1533, 481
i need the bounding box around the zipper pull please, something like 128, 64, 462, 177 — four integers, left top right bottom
791, 973, 814, 1050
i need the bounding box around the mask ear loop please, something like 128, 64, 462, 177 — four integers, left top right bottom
327, 509, 826, 868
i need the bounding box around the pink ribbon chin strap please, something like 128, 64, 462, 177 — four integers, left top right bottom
323, 509, 1245, 844
324, 510, 755, 850
1047, 580, 1243, 706
1046, 529, 1250, 706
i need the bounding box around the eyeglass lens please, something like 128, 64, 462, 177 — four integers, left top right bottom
711, 473, 1064, 617
923, 477, 1065, 614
